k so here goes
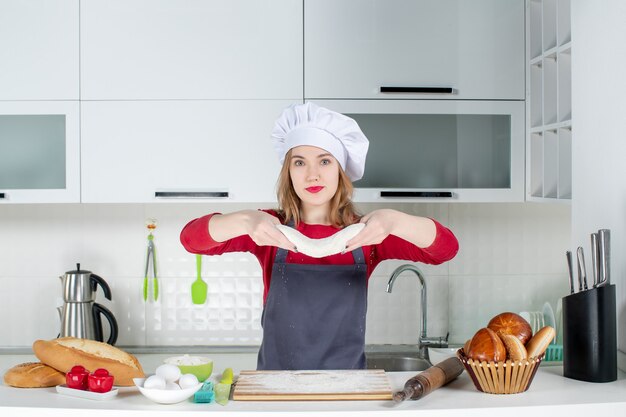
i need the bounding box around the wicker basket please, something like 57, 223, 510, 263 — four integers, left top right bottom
457, 349, 544, 394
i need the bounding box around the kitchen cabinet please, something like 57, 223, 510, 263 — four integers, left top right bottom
314, 100, 525, 203
81, 100, 292, 203
527, 0, 572, 201
305, 0, 525, 101
0, 101, 80, 203
80, 0, 302, 100
0, 0, 79, 100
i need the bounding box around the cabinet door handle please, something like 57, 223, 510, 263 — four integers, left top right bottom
154, 191, 229, 199
380, 191, 453, 198
380, 86, 454, 94
0, 193, 5, 199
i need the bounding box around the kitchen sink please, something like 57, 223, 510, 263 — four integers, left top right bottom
365, 352, 432, 372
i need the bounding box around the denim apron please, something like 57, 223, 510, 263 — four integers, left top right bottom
257, 230, 368, 370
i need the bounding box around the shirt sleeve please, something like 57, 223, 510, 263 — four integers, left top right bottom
179, 210, 278, 256
369, 218, 459, 268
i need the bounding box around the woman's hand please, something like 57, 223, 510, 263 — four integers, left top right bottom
209, 210, 297, 252
242, 210, 297, 251
342, 209, 397, 253
343, 209, 436, 253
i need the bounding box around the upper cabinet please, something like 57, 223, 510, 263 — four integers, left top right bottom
0, 0, 79, 100
81, 100, 288, 203
80, 0, 302, 100
304, 0, 525, 101
0, 101, 81, 203
315, 100, 525, 203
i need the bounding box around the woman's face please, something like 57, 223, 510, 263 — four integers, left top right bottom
288, 145, 340, 208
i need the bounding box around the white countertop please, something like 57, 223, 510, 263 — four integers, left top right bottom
2, 352, 626, 417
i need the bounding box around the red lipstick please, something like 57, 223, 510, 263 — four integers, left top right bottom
305, 186, 324, 193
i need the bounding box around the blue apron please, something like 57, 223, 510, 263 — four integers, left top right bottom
257, 232, 368, 370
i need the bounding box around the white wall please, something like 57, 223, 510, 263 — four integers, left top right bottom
0, 203, 570, 349
571, 1, 626, 370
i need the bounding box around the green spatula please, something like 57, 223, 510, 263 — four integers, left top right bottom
191, 254, 208, 304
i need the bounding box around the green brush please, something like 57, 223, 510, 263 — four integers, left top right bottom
191, 254, 207, 304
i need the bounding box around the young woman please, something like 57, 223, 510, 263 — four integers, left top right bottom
180, 102, 458, 370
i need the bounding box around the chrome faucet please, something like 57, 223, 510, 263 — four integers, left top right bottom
386, 264, 448, 359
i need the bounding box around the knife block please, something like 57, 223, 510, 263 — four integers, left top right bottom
562, 284, 617, 382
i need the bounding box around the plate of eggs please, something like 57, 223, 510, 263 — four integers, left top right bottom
134, 364, 203, 404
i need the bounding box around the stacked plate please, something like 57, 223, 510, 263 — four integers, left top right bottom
519, 302, 562, 363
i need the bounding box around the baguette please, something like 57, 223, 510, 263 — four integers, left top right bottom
32, 337, 144, 386
3, 362, 65, 388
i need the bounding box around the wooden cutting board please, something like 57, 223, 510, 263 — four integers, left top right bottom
232, 369, 393, 401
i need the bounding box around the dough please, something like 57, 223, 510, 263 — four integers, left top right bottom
276, 223, 366, 258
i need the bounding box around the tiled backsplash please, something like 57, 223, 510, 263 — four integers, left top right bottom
0, 202, 570, 348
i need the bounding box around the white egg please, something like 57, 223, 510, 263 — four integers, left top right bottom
156, 364, 181, 383
165, 382, 181, 390
143, 374, 166, 390
178, 373, 199, 390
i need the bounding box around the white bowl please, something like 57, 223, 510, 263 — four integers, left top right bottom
133, 377, 203, 404
428, 346, 462, 365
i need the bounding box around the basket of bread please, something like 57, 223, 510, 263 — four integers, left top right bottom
457, 312, 555, 394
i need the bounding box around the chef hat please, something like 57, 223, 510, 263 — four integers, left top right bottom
271, 102, 369, 182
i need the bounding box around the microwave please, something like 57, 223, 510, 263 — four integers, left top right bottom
311, 100, 524, 203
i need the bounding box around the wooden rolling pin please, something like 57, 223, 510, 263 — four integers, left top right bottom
393, 357, 464, 402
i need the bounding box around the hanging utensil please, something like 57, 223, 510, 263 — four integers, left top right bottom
191, 254, 208, 304
565, 251, 575, 294
143, 219, 159, 302
576, 246, 587, 292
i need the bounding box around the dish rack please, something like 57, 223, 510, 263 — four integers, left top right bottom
544, 344, 563, 362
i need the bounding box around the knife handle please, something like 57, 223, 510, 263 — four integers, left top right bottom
566, 251, 575, 294
393, 357, 464, 402
598, 229, 611, 285
576, 247, 586, 292
591, 233, 599, 287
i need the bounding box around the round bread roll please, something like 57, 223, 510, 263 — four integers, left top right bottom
3, 362, 65, 388
487, 312, 533, 345
500, 334, 528, 361
525, 326, 556, 358
468, 327, 507, 363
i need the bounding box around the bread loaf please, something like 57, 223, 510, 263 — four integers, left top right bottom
467, 328, 507, 363
3, 362, 65, 388
487, 312, 533, 345
500, 334, 528, 361
525, 326, 556, 359
32, 337, 144, 386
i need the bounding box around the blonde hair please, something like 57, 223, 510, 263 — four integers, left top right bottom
276, 149, 360, 227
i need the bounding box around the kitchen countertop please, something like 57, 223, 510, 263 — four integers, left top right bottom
2, 352, 626, 417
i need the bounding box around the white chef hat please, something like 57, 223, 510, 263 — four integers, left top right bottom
271, 102, 369, 182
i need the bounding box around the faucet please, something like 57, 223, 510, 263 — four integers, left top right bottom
386, 264, 448, 359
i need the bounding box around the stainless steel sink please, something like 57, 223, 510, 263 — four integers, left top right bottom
365, 352, 432, 372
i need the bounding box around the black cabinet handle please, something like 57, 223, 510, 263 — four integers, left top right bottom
380, 86, 454, 94
154, 191, 229, 198
380, 191, 453, 198
0, 193, 5, 199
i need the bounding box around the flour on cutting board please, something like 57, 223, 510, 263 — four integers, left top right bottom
235, 370, 390, 394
